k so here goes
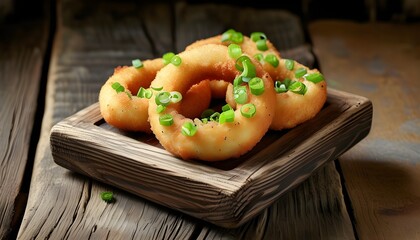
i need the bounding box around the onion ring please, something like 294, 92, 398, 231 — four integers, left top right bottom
270, 59, 327, 130
226, 59, 327, 130
99, 59, 163, 133
99, 59, 216, 132
187, 30, 327, 131
148, 44, 276, 161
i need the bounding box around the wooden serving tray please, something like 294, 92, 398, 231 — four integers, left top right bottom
50, 88, 372, 228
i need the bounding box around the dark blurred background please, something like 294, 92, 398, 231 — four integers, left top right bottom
1, 0, 420, 23
185, 0, 420, 22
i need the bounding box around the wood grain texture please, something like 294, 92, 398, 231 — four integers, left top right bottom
50, 88, 372, 228
0, 14, 49, 240
309, 20, 420, 240
18, 1, 358, 239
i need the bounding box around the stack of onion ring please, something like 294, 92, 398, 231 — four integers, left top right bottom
98, 29, 327, 161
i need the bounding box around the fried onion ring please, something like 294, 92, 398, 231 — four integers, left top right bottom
148, 44, 276, 161
226, 59, 327, 130
270, 59, 327, 130
187, 30, 327, 131
99, 59, 164, 133
99, 59, 215, 132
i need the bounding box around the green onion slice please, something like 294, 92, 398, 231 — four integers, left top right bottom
222, 103, 233, 112
156, 104, 166, 113
233, 76, 244, 87
219, 109, 235, 124
155, 91, 171, 106
231, 32, 244, 44
305, 72, 325, 83
111, 82, 125, 93
240, 59, 256, 80
163, 52, 175, 65
233, 85, 248, 104
256, 39, 268, 51
132, 59, 143, 69
221, 29, 243, 44
228, 44, 242, 59
264, 54, 279, 67
250, 32, 267, 42
221, 29, 235, 42
274, 80, 288, 93
136, 87, 153, 99
100, 191, 115, 203
171, 55, 182, 66
285, 59, 294, 70
283, 78, 292, 87
169, 91, 182, 103
288, 81, 307, 95
249, 77, 265, 95
254, 53, 264, 62
295, 68, 307, 78
241, 103, 256, 118
151, 86, 163, 91
235, 55, 251, 72
181, 122, 197, 136
209, 112, 220, 122
251, 31, 269, 51
159, 114, 173, 126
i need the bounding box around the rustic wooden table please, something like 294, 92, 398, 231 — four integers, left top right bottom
0, 0, 419, 239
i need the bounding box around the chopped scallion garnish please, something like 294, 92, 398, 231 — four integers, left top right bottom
163, 52, 182, 66
228, 44, 242, 59
235, 55, 251, 72
255, 39, 268, 51
305, 72, 325, 83
288, 81, 307, 95
240, 58, 256, 80
233, 85, 248, 104
222, 103, 233, 112
249, 77, 265, 95
163, 52, 175, 65
264, 54, 279, 67
295, 68, 307, 78
254, 53, 264, 62
156, 104, 166, 113
250, 32, 267, 42
151, 86, 163, 91
285, 59, 294, 70
137, 87, 153, 99
169, 91, 182, 103
100, 191, 115, 203
221, 29, 244, 44
209, 112, 220, 122
181, 122, 197, 136
159, 114, 173, 126
233, 75, 244, 87
274, 80, 288, 93
241, 103, 256, 118
219, 109, 235, 124
132, 59, 143, 69
111, 82, 125, 93
155, 91, 171, 106
171, 55, 182, 66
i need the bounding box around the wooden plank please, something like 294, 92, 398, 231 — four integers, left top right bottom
50, 88, 372, 228
0, 4, 50, 240
308, 20, 420, 240
19, 1, 357, 239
